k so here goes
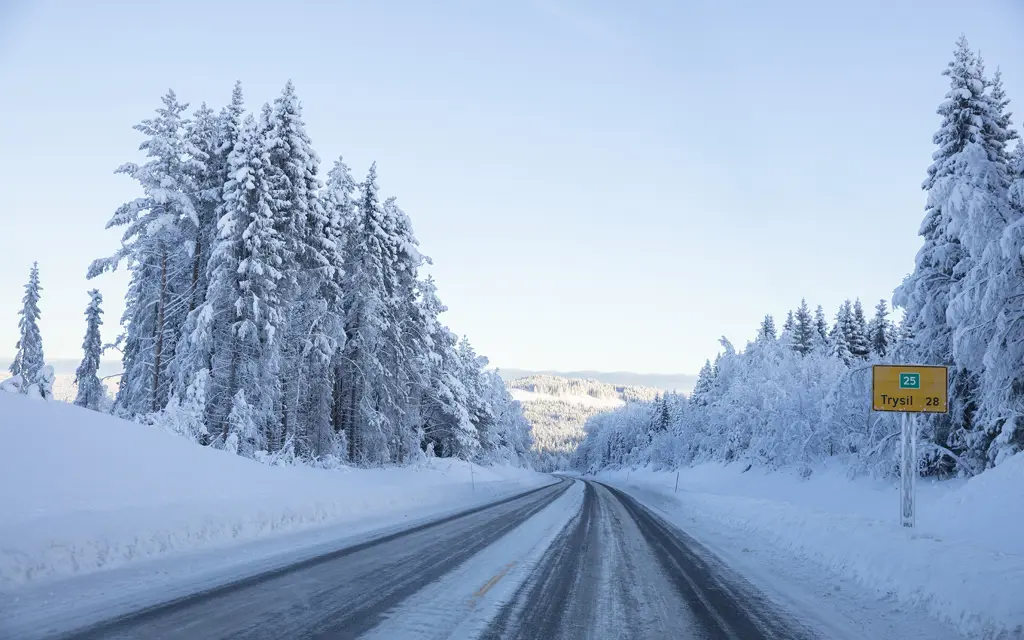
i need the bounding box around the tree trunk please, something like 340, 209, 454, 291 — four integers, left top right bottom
346, 374, 360, 462
332, 360, 344, 434
189, 238, 202, 313
222, 346, 238, 444
153, 249, 168, 413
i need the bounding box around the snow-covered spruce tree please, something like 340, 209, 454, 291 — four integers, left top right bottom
456, 336, 532, 462
182, 104, 218, 313
457, 337, 498, 451
690, 359, 714, 406
828, 301, 854, 365
229, 111, 286, 456
791, 298, 815, 355
943, 63, 1019, 469
170, 83, 248, 443
380, 196, 430, 463
417, 276, 478, 459
758, 314, 776, 342
74, 289, 107, 410
225, 389, 261, 458
338, 163, 401, 464
962, 140, 1024, 466
782, 310, 795, 333
323, 156, 358, 458
848, 300, 871, 359
868, 299, 891, 358
477, 367, 534, 464
895, 37, 1012, 472
170, 111, 281, 456
88, 90, 202, 416
813, 305, 829, 350
10, 262, 48, 397
264, 81, 344, 456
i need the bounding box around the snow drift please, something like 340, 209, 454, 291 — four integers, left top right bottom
0, 393, 550, 590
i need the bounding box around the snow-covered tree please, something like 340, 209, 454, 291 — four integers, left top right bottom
229, 111, 287, 456
264, 81, 343, 453
10, 262, 47, 397
169, 83, 246, 402
813, 305, 829, 349
895, 37, 1017, 470
337, 163, 403, 464
74, 289, 107, 410
71, 80, 530, 471
848, 299, 871, 359
690, 359, 715, 406
791, 298, 815, 355
782, 310, 795, 333
758, 314, 776, 342
89, 90, 202, 416
225, 389, 262, 458
975, 143, 1024, 464
828, 301, 854, 364
868, 299, 891, 358
169, 84, 247, 436
145, 369, 209, 444
418, 277, 477, 459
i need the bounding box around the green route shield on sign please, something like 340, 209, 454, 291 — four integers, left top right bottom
899, 373, 921, 389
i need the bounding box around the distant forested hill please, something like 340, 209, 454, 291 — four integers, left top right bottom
497, 369, 695, 394
505, 374, 664, 471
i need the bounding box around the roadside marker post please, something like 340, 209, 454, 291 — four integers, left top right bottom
871, 365, 948, 528
674, 470, 679, 494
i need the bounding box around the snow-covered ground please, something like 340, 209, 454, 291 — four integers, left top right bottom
0, 393, 551, 592
595, 461, 1024, 639
508, 387, 625, 409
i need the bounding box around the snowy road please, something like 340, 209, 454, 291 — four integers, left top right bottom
485, 481, 815, 640
16, 477, 951, 640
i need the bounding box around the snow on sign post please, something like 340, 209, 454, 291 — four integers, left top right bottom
871, 365, 948, 528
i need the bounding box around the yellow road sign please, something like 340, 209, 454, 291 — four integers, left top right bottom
872, 364, 948, 413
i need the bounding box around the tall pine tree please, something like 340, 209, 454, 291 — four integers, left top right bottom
868, 299, 891, 358
10, 262, 46, 396
74, 289, 107, 410
265, 81, 342, 454
848, 300, 871, 358
758, 314, 776, 342
814, 305, 829, 349
89, 90, 202, 416
791, 299, 815, 355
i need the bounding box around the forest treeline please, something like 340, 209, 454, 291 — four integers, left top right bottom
6, 82, 532, 469
574, 38, 1024, 478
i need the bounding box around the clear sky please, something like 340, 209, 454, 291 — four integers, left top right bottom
1, 0, 1022, 375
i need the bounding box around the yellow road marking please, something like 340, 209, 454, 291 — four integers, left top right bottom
469, 562, 517, 605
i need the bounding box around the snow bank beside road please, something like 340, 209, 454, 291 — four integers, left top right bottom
0, 393, 550, 590
598, 461, 1024, 639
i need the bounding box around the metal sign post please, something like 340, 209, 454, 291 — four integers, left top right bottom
871, 364, 947, 529
899, 412, 918, 528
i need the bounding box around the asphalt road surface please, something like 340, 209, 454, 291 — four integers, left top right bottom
52, 478, 818, 640
485, 481, 815, 640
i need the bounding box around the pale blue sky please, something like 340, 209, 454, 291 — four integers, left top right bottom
1, 0, 1022, 375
